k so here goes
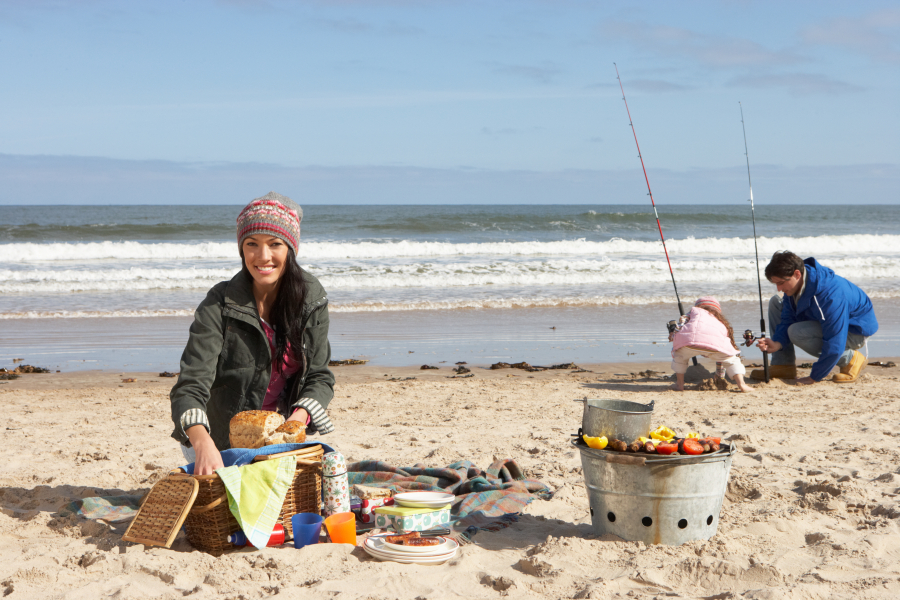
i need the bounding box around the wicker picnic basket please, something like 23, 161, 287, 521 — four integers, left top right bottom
175, 444, 324, 556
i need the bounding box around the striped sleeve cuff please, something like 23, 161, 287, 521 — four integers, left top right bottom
179, 408, 210, 441
292, 397, 335, 435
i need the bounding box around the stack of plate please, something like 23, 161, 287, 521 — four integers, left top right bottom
392, 492, 455, 508
363, 533, 459, 564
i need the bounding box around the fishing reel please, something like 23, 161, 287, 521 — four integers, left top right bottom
667, 315, 688, 335
742, 329, 759, 347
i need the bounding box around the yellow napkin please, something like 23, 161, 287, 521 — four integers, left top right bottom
216, 456, 296, 548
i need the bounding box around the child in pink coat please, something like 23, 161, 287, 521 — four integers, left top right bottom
670, 297, 753, 393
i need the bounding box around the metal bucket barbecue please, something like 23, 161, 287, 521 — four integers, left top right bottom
573, 438, 734, 545
577, 398, 654, 441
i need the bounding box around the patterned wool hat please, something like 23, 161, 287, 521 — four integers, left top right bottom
236, 191, 303, 255
695, 296, 722, 313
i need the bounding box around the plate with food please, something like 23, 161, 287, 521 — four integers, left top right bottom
376, 532, 458, 554
392, 492, 455, 508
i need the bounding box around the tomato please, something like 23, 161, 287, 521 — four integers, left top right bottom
682, 438, 704, 455
656, 442, 678, 455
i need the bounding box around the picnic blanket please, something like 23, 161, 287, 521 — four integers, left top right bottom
347, 458, 550, 530
61, 495, 145, 523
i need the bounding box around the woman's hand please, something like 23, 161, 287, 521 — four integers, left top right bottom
286, 408, 309, 424
186, 424, 224, 476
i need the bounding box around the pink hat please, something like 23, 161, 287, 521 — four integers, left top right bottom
695, 296, 721, 312
236, 191, 302, 255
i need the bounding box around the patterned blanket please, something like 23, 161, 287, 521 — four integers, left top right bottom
347, 458, 550, 529
61, 495, 145, 523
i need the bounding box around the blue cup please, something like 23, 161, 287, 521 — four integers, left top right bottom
292, 512, 324, 548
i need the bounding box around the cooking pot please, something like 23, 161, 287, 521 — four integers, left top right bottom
576, 398, 654, 442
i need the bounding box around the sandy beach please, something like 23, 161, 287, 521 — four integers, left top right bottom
1, 358, 898, 599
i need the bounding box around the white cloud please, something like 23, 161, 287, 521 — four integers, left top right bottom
1, 153, 896, 206
626, 79, 692, 93
489, 62, 562, 84
727, 73, 863, 96
801, 8, 900, 64
600, 20, 807, 69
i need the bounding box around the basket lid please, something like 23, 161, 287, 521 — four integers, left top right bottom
252, 444, 323, 462
122, 474, 199, 548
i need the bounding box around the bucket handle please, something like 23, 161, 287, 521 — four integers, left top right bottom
605, 454, 646, 466
573, 398, 655, 411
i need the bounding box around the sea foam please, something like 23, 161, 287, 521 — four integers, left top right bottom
1, 234, 898, 262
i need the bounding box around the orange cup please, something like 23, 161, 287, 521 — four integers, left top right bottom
323, 512, 356, 545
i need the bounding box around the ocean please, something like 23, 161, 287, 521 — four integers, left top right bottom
1, 204, 898, 370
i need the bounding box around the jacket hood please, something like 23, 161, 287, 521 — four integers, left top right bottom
795, 257, 834, 313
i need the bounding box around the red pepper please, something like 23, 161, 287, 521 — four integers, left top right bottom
699, 437, 722, 445
682, 438, 704, 455
656, 442, 678, 455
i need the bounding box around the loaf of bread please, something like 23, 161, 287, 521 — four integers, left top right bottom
353, 484, 393, 500
265, 420, 307, 445
229, 410, 285, 449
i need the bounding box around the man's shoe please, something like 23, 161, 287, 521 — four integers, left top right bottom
750, 365, 797, 380
832, 350, 866, 383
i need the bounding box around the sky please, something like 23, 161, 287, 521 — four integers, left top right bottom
1, 0, 898, 205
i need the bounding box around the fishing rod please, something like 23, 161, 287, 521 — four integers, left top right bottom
739, 102, 769, 383
614, 64, 695, 366
614, 64, 685, 315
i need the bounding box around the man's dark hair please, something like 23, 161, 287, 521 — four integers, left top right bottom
765, 251, 805, 282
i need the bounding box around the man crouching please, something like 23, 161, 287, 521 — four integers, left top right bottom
754, 251, 878, 385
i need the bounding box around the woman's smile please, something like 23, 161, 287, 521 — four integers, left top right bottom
242, 234, 289, 287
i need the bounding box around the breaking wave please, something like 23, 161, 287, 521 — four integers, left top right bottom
1, 234, 899, 263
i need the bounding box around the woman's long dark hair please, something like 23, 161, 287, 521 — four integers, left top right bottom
241, 246, 308, 374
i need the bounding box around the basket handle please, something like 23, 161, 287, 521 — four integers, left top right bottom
191, 494, 228, 514
605, 454, 646, 466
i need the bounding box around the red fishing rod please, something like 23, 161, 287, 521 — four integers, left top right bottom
614, 64, 688, 316
614, 64, 695, 365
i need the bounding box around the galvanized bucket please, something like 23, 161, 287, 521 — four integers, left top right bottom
577, 398, 654, 442
573, 438, 734, 545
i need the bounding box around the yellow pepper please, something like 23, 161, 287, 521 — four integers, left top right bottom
650, 426, 676, 441
686, 432, 700, 439
583, 435, 608, 450
638, 437, 651, 444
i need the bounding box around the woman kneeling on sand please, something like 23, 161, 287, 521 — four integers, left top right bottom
169, 192, 335, 475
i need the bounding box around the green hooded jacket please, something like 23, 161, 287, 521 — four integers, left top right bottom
169, 269, 335, 449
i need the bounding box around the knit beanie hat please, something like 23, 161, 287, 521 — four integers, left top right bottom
695, 296, 722, 313
236, 191, 303, 255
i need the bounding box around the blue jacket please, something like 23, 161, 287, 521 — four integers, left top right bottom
772, 257, 878, 381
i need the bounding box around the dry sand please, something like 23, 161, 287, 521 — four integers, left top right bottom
1, 359, 899, 599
